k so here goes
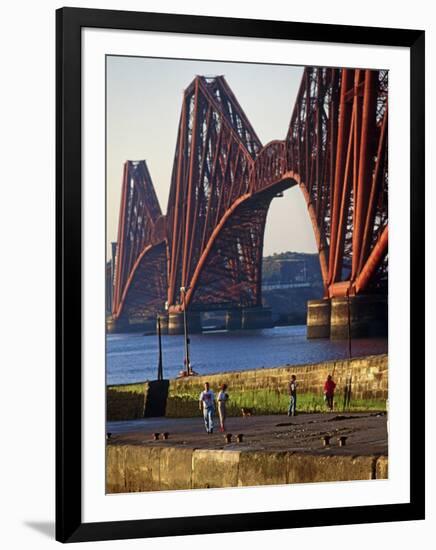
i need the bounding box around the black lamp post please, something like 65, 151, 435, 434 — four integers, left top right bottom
346, 287, 352, 360
180, 286, 191, 375
156, 314, 163, 381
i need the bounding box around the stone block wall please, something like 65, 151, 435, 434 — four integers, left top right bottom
107, 355, 388, 420
166, 354, 388, 417
106, 444, 388, 493
106, 382, 149, 421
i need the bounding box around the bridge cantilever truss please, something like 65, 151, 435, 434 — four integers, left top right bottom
111, 160, 167, 322
110, 67, 388, 324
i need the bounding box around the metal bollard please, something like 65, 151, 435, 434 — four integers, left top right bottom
236, 434, 244, 443
152, 432, 160, 441
338, 436, 348, 447
162, 432, 169, 440
322, 435, 331, 447
224, 433, 233, 444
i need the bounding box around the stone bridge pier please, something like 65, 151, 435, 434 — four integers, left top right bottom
107, 315, 157, 334
307, 295, 388, 340
241, 306, 273, 330
167, 311, 202, 335
225, 309, 243, 330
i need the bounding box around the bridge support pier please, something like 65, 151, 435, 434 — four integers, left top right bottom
168, 311, 202, 335
156, 315, 169, 335
106, 316, 130, 334
241, 306, 273, 330
307, 299, 331, 339
106, 316, 156, 334
225, 309, 243, 331
330, 295, 388, 340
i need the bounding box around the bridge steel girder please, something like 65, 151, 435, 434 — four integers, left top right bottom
112, 160, 166, 320
278, 66, 389, 298
112, 241, 168, 323
111, 68, 388, 323
165, 75, 264, 313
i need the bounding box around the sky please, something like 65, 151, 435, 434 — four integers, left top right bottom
106, 56, 318, 258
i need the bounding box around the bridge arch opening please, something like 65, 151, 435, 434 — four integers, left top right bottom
263, 185, 317, 257
261, 185, 324, 327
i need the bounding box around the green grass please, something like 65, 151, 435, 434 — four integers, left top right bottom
165, 388, 386, 418
107, 382, 147, 395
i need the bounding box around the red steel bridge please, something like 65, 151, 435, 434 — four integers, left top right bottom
108, 67, 388, 338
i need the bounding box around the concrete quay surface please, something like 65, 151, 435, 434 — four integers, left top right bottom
107, 412, 387, 456
106, 413, 388, 493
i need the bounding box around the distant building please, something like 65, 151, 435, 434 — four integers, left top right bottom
262, 252, 322, 288
261, 252, 324, 325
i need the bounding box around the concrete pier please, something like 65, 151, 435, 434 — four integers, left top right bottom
106, 413, 388, 493
330, 294, 388, 340
241, 306, 273, 330
225, 309, 243, 330
307, 298, 331, 339
168, 311, 202, 335
156, 315, 169, 335
106, 316, 133, 334
107, 316, 158, 334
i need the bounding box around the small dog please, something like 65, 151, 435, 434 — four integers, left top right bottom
241, 407, 254, 417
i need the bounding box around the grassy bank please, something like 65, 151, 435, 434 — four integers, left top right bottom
165, 388, 386, 417
107, 355, 387, 420
107, 382, 146, 394
107, 382, 148, 421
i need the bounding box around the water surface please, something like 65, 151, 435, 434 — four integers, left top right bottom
106, 325, 388, 385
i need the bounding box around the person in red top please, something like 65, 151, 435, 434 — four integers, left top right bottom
323, 374, 336, 411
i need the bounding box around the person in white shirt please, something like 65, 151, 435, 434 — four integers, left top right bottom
217, 383, 229, 432
199, 382, 216, 433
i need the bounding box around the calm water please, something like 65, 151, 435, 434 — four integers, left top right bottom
106, 325, 388, 385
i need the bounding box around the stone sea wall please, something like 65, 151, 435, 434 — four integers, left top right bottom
107, 354, 388, 420
106, 444, 388, 493
107, 382, 149, 421
166, 354, 388, 417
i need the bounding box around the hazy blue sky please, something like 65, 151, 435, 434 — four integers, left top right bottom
106, 56, 317, 257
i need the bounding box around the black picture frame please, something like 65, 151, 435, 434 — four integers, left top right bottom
56, 7, 425, 543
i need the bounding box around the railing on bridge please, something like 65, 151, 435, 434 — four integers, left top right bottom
250, 140, 288, 193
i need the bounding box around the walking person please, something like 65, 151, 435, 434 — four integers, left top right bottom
199, 382, 216, 434
217, 384, 229, 432
323, 374, 336, 411
287, 374, 298, 416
